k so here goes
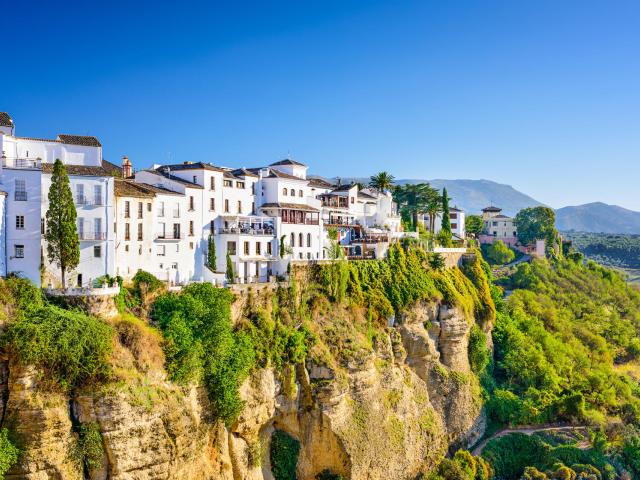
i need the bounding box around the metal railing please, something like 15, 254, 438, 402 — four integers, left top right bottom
76, 196, 104, 207
2, 158, 42, 169
14, 191, 28, 201
78, 231, 106, 240
217, 227, 275, 236
156, 233, 181, 240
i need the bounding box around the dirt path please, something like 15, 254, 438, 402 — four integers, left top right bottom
471, 424, 589, 456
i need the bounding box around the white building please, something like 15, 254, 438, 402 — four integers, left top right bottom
430, 206, 466, 241
479, 206, 518, 246
0, 113, 115, 287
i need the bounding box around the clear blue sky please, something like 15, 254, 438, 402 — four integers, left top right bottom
3, 0, 640, 209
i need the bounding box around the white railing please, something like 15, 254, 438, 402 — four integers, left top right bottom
2, 158, 42, 169
78, 231, 106, 240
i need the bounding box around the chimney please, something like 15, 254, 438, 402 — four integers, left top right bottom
122, 156, 132, 178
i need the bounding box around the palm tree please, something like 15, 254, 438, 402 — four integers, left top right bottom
369, 171, 395, 193
426, 187, 442, 232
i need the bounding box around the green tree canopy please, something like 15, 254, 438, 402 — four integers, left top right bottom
485, 240, 516, 265
45, 159, 79, 288
369, 171, 395, 192
466, 214, 484, 236
514, 206, 557, 247
439, 188, 453, 247
393, 183, 439, 230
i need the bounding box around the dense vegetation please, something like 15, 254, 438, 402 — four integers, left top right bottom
563, 231, 640, 272
270, 430, 301, 480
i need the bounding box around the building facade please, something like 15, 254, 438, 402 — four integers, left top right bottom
479, 206, 518, 246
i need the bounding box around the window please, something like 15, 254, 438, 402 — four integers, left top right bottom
350, 197, 354, 204
189, 220, 194, 236
77, 274, 82, 287
124, 201, 130, 218
190, 242, 194, 250
15, 215, 24, 230
210, 198, 215, 211
256, 242, 261, 255
224, 179, 232, 187
125, 245, 129, 252
210, 177, 216, 190
227, 241, 237, 255
94, 185, 102, 205
224, 199, 229, 213
283, 188, 288, 196
14, 179, 26, 201
158, 245, 166, 256
94, 245, 102, 258
158, 201, 165, 217
299, 189, 303, 197
307, 252, 311, 259
41, 218, 45, 234
94, 218, 102, 237
125, 223, 130, 240
139, 245, 143, 255
138, 202, 143, 218
451, 223, 458, 229
290, 232, 295, 247
299, 233, 303, 247
137, 223, 143, 241
173, 223, 180, 239
76, 184, 85, 204
244, 241, 250, 255
307, 233, 311, 247
193, 175, 197, 184
251, 202, 255, 215
14, 245, 24, 258
236, 181, 245, 189
237, 201, 242, 213
147, 202, 152, 212
267, 242, 272, 255
251, 183, 255, 194
189, 196, 195, 211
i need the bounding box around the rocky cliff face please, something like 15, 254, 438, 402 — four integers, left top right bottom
2, 296, 485, 480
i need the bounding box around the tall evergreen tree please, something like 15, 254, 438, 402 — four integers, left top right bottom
45, 159, 79, 288
207, 234, 216, 270
439, 188, 453, 247
226, 253, 234, 283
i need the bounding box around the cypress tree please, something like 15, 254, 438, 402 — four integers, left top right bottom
226, 253, 234, 284
207, 234, 216, 270
440, 188, 453, 247
45, 159, 79, 288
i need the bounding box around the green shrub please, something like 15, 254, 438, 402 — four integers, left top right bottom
468, 324, 490, 375
76, 422, 104, 470
0, 428, 19, 478
270, 430, 300, 480
484, 241, 515, 265
132, 270, 163, 295
3, 304, 113, 390
153, 283, 255, 426
315, 470, 344, 480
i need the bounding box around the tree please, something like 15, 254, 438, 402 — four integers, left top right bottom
369, 171, 395, 192
207, 235, 216, 270
393, 183, 438, 230
425, 187, 442, 233
45, 159, 79, 288
439, 188, 453, 247
226, 253, 234, 283
485, 240, 515, 265
515, 206, 557, 247
466, 215, 484, 236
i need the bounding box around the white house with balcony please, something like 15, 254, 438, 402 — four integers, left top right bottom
0, 112, 115, 287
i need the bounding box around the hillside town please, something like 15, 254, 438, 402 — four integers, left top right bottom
0, 112, 546, 289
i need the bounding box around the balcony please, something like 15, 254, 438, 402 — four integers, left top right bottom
351, 233, 390, 244
2, 157, 42, 169
76, 196, 104, 207
218, 227, 275, 236
78, 231, 106, 241
155, 233, 181, 241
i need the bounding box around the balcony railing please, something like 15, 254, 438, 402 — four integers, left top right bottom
2, 158, 42, 169
14, 191, 28, 201
157, 209, 165, 217
218, 227, 275, 236
78, 231, 106, 241
156, 233, 181, 240
76, 196, 104, 207
172, 209, 180, 218
351, 234, 390, 244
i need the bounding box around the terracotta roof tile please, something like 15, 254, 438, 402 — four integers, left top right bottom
260, 202, 319, 212
42, 163, 111, 177
114, 179, 155, 198
57, 134, 102, 147
270, 158, 307, 167
0, 112, 13, 127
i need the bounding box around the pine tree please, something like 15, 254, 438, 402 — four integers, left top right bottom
45, 159, 79, 288
440, 187, 453, 247
207, 235, 216, 270
226, 253, 234, 284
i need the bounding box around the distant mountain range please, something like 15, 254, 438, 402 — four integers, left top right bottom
334, 177, 640, 234
555, 203, 640, 234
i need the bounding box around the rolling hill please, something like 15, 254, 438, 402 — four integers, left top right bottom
555, 202, 640, 234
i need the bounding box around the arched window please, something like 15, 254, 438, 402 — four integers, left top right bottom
290, 232, 295, 247
283, 188, 287, 196
299, 189, 303, 197
307, 233, 311, 247
299, 233, 303, 247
